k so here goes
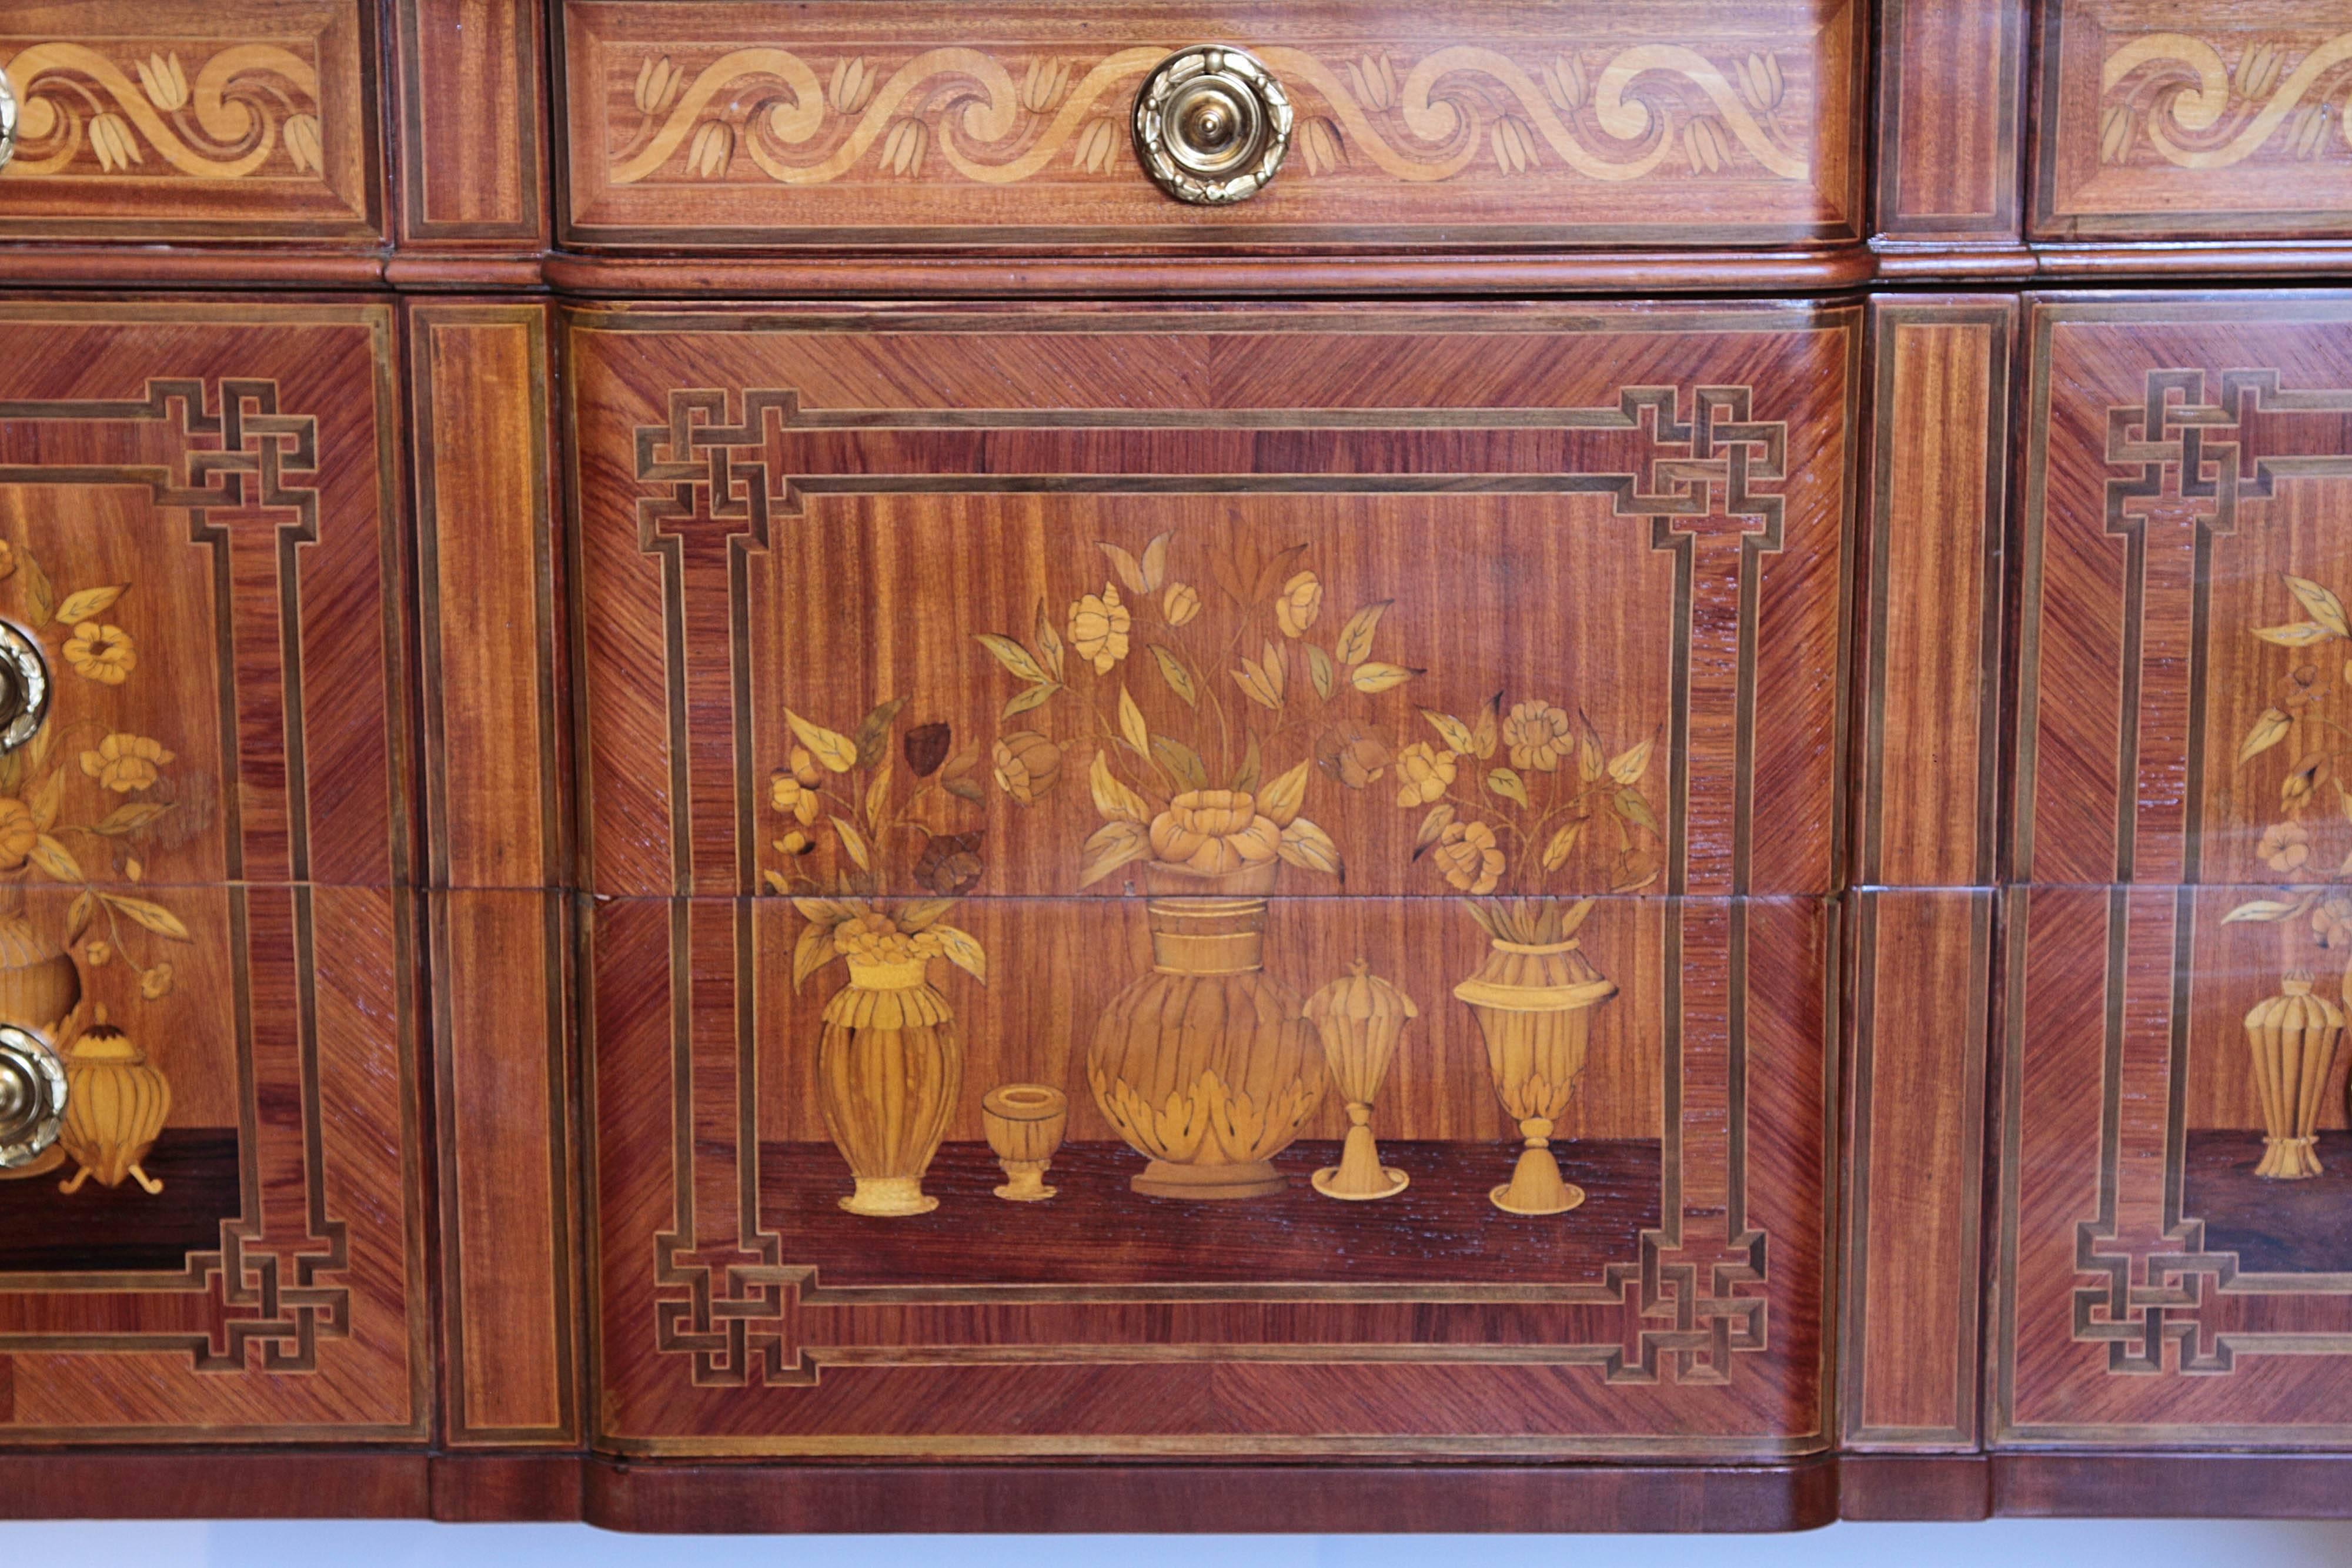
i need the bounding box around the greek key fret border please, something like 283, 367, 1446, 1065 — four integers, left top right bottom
628, 380, 1792, 1396
0, 380, 352, 1376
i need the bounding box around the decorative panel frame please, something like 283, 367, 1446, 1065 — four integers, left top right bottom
0, 301, 423, 1442
568, 303, 1857, 1459
0, 1, 382, 245
1839, 298, 2013, 1452
410, 300, 580, 1446
2034, 0, 2352, 242
2000, 296, 2352, 1446
558, 1, 1864, 253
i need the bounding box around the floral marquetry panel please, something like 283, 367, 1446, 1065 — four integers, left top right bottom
559, 1, 1863, 250
0, 302, 423, 1443
2035, 0, 2352, 242
0, 2, 380, 245
569, 301, 1852, 1458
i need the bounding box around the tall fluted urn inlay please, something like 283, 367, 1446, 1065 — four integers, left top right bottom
1304, 960, 1417, 1201
2244, 973, 2344, 1181
1090, 857, 1324, 1200
810, 910, 970, 1218
1454, 900, 1617, 1216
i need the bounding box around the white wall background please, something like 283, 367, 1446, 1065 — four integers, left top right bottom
0, 1520, 2348, 1564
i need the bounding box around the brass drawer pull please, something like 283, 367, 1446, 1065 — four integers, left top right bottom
0, 63, 16, 172
1133, 45, 1291, 205
0, 1025, 65, 1173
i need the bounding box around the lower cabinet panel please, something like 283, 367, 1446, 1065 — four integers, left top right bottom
1997, 885, 2352, 1447
586, 893, 1831, 1458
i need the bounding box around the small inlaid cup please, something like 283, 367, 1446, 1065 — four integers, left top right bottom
981, 1082, 1068, 1201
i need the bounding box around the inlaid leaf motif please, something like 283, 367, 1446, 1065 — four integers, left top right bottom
1080, 820, 1151, 886
1278, 817, 1342, 875
2240, 706, 2293, 765
54, 586, 125, 624
1258, 760, 1311, 827
1139, 532, 1172, 594
791, 922, 837, 991
903, 721, 952, 777
1350, 661, 1420, 694
1486, 767, 1531, 808
1151, 735, 1210, 791
830, 816, 874, 871
28, 834, 80, 884
1470, 693, 1501, 760
863, 770, 891, 833
1615, 787, 1662, 837
1090, 749, 1149, 824
1335, 600, 1391, 666
786, 710, 857, 772
1421, 709, 1475, 755
975, 633, 1050, 685
898, 898, 955, 931
1304, 644, 1335, 701
1117, 686, 1151, 757
2284, 574, 2351, 638
1542, 819, 1585, 870
1147, 644, 1198, 707
93, 802, 171, 835
1233, 733, 1262, 796
1608, 737, 1656, 785
852, 694, 908, 768
931, 925, 987, 984
1034, 600, 1066, 680
1098, 541, 1147, 595
2223, 896, 2313, 924
2253, 622, 2340, 647
1415, 802, 1455, 851
28, 768, 64, 833
1001, 682, 1059, 721
102, 894, 189, 941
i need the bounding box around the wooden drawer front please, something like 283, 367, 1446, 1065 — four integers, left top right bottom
2000, 293, 2352, 1448
2036, 1, 2352, 242
559, 2, 1862, 251
569, 302, 1852, 1457
0, 303, 423, 1442
0, 1, 379, 245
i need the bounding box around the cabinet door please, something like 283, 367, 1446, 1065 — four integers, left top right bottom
569, 302, 1855, 1467
1999, 294, 2352, 1449
0, 302, 424, 1442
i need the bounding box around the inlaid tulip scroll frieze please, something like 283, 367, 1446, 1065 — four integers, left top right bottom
2224, 569, 2352, 1179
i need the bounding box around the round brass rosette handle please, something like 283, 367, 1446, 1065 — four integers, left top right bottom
0, 1026, 66, 1171
1132, 45, 1291, 205
0, 623, 50, 755
0, 65, 17, 172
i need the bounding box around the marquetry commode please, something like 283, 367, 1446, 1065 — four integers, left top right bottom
0, 0, 2347, 1531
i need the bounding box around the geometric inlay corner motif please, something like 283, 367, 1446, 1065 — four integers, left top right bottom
632, 378, 1789, 1395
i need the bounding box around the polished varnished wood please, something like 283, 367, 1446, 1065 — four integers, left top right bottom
560, 1, 1864, 254
409, 300, 579, 1447
0, 300, 422, 1442
2001, 296, 2352, 1447
567, 302, 1852, 1460
8, 0, 2352, 1528
0, 2, 380, 245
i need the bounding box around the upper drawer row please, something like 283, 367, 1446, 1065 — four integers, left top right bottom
8, 1, 2352, 253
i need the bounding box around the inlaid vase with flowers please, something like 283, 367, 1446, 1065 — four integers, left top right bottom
974, 529, 1425, 1199
1088, 793, 1325, 1199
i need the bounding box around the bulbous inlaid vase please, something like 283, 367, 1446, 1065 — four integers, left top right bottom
1088, 861, 1323, 1199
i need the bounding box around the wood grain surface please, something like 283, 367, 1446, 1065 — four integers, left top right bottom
560, 0, 1863, 252
0, 302, 422, 1443
0, 1, 380, 243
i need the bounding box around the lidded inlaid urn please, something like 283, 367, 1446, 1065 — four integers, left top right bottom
57, 1015, 171, 1195
1304, 959, 1417, 1201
